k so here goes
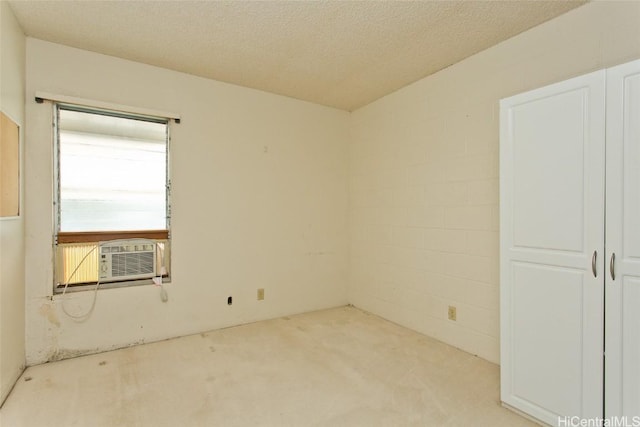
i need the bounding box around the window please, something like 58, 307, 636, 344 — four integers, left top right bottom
54, 104, 171, 291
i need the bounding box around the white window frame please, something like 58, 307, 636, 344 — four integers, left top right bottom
52, 102, 173, 293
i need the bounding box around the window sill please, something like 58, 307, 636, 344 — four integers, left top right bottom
53, 277, 171, 294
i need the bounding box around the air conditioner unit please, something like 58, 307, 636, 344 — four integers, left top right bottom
98, 239, 156, 283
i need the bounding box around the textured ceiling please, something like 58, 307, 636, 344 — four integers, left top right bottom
8, 0, 586, 111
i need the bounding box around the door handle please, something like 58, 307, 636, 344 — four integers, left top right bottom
592, 251, 597, 277
610, 253, 616, 281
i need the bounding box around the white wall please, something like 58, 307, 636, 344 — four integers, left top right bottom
349, 1, 640, 363
21, 1, 640, 368
25, 39, 350, 365
0, 1, 26, 405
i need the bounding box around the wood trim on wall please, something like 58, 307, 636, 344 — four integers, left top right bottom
0, 111, 20, 217
57, 230, 169, 244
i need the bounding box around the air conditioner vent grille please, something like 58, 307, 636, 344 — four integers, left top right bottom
98, 239, 156, 282
111, 252, 154, 278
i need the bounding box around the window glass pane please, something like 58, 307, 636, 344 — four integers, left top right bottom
58, 109, 167, 232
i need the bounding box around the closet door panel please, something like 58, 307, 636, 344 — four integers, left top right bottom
511, 90, 586, 252
605, 58, 640, 418
622, 279, 640, 414
501, 70, 605, 426
511, 263, 584, 416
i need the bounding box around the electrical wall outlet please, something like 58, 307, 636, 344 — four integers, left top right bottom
257, 288, 265, 301
448, 306, 457, 321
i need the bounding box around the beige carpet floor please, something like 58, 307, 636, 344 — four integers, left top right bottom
0, 306, 534, 426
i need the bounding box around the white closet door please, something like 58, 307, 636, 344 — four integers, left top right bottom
605, 58, 640, 418
500, 71, 606, 425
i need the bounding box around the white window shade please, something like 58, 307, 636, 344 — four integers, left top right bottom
58, 108, 168, 232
